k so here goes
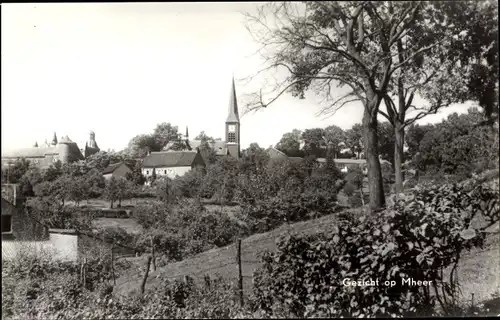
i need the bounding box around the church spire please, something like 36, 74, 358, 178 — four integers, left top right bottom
226, 76, 240, 122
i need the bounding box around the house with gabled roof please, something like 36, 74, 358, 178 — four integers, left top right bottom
102, 162, 133, 180
141, 149, 205, 184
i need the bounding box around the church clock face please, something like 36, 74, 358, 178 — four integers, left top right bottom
228, 125, 236, 133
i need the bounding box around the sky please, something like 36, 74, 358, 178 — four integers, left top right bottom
1, 2, 472, 154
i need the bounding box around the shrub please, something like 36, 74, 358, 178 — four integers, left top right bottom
173, 169, 205, 198
133, 200, 246, 260
252, 178, 499, 317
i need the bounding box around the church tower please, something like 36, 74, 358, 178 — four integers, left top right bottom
225, 77, 240, 158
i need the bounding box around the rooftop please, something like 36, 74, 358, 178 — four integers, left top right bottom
143, 151, 201, 168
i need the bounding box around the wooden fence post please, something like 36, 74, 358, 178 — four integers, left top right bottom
111, 242, 116, 285
140, 256, 152, 295
236, 239, 244, 307
150, 235, 156, 271
204, 274, 211, 289
81, 257, 87, 289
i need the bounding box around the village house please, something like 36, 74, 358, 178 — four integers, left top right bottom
102, 162, 133, 180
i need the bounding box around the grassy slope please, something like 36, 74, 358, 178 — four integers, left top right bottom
114, 203, 499, 305
115, 209, 365, 298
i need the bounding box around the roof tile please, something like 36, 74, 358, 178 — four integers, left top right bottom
143, 151, 199, 168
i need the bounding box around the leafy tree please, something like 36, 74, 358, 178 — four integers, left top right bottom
85, 151, 126, 171
173, 169, 205, 198
43, 160, 63, 182
116, 178, 134, 207
202, 156, 239, 206
153, 122, 185, 151
125, 160, 146, 186
244, 2, 445, 209
153, 177, 180, 205
85, 168, 106, 199
275, 129, 303, 155
195, 131, 218, 165
405, 123, 434, 160
375, 1, 498, 193
418, 108, 499, 175
19, 176, 35, 197
67, 176, 89, 207
323, 125, 346, 158
124, 122, 185, 159
104, 177, 120, 208
345, 123, 363, 159
125, 134, 157, 159
447, 0, 499, 125
301, 128, 326, 158
62, 161, 92, 177
240, 143, 270, 174
2, 158, 31, 184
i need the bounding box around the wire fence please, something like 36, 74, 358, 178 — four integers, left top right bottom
113, 239, 264, 305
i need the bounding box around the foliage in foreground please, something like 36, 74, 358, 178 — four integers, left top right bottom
252, 177, 499, 317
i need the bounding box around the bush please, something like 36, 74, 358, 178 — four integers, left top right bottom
133, 200, 246, 261
252, 178, 499, 317
235, 157, 345, 233
3, 253, 253, 320
173, 169, 205, 198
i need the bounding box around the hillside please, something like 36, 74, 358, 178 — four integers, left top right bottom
114, 208, 364, 298
114, 205, 499, 305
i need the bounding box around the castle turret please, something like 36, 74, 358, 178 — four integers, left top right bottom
84, 130, 100, 158
87, 131, 99, 149
225, 76, 240, 158
51, 132, 58, 146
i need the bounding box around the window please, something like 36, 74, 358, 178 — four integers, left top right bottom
228, 132, 236, 143
146, 170, 150, 175
1, 215, 12, 233
164, 170, 167, 174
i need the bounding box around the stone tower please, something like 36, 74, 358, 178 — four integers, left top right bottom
84, 130, 100, 158
225, 77, 240, 158
87, 131, 99, 149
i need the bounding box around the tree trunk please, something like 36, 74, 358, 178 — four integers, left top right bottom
394, 122, 405, 194
362, 107, 386, 210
